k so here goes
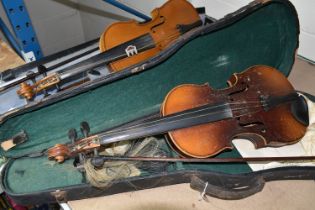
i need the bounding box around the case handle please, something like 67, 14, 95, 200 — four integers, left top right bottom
190, 174, 265, 200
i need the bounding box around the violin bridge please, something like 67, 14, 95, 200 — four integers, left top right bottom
125, 45, 138, 57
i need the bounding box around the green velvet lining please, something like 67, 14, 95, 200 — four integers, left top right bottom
6, 157, 83, 194
6, 138, 249, 194
1, 2, 298, 194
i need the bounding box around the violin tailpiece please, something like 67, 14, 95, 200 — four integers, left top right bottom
1, 130, 28, 151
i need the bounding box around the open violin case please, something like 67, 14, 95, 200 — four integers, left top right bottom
1, 0, 315, 205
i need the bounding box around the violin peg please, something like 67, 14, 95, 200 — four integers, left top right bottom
68, 128, 78, 143
80, 121, 90, 138
37, 64, 48, 76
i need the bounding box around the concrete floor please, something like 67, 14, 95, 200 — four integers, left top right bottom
69, 58, 315, 210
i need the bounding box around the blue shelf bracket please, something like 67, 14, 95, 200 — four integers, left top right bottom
1, 0, 43, 61
103, 0, 151, 21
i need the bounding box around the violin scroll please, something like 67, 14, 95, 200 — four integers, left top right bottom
47, 135, 101, 163
47, 144, 72, 163
17, 82, 35, 100
17, 73, 61, 100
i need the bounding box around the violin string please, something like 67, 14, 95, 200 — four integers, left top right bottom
26, 23, 294, 105
101, 99, 267, 134
22, 29, 183, 98
59, 101, 264, 149
101, 105, 265, 137
64, 91, 300, 152
68, 105, 267, 151
19, 100, 259, 135
0, 90, 291, 134
96, 31, 181, 66
0, 96, 286, 131
0, 90, 295, 135
71, 104, 267, 149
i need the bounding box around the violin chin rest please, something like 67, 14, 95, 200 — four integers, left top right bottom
290, 94, 309, 126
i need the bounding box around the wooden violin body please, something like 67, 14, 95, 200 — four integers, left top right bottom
16, 0, 201, 100
162, 65, 308, 158
48, 65, 309, 163
99, 0, 201, 72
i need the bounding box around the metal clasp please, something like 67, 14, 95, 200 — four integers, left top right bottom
51, 190, 72, 210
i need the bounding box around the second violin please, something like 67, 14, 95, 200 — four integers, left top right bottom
99, 0, 202, 72
16, 0, 202, 100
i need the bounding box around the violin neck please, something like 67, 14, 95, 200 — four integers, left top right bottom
98, 102, 233, 145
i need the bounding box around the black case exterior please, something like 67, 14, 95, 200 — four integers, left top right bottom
2, 165, 315, 204
1, 0, 315, 205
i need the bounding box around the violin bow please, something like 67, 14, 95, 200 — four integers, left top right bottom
89, 155, 315, 167
0, 47, 98, 93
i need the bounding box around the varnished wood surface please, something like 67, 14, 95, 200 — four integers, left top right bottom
99, 0, 200, 72
162, 84, 235, 158
161, 66, 307, 158
0, 39, 25, 72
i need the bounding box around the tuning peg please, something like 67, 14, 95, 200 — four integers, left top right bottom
68, 128, 78, 143
26, 71, 37, 84
80, 121, 99, 156
38, 65, 48, 76
68, 128, 85, 167
80, 121, 90, 138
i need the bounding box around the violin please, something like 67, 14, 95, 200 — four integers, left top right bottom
99, 0, 202, 72
48, 65, 309, 163
16, 0, 201, 100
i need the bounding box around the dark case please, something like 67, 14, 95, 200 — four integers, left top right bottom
1, 0, 315, 205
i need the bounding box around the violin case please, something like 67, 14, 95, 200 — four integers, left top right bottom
1, 0, 315, 205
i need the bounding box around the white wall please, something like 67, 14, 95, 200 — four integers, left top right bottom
76, 0, 167, 42
0, 0, 197, 56
0, 3, 14, 45
0, 0, 168, 56
290, 0, 315, 62
24, 0, 85, 55
0, 0, 86, 56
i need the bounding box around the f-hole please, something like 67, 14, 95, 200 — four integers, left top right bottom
151, 16, 165, 33
238, 121, 264, 128
229, 81, 249, 96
